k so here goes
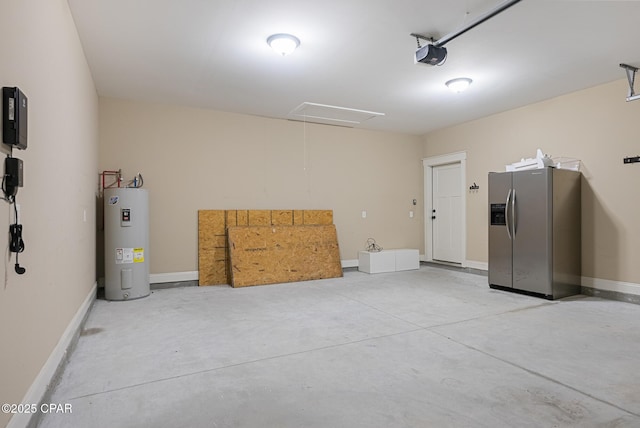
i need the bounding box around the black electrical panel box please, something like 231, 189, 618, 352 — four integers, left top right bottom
5, 157, 23, 196
2, 87, 28, 150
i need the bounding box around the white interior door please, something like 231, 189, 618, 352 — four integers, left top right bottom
432, 163, 462, 263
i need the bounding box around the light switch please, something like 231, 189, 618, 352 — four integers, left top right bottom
361, 210, 367, 218
409, 210, 414, 218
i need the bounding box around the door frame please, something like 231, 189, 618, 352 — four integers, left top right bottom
423, 151, 467, 266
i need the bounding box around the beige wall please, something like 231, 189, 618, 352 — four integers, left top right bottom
99, 98, 424, 275
0, 1, 98, 426
423, 79, 640, 285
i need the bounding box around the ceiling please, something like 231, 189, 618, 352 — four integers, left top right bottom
67, 0, 640, 135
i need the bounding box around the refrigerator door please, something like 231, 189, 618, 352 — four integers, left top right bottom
512, 169, 553, 295
488, 172, 513, 288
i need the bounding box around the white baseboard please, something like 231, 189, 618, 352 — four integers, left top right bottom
581, 276, 640, 297
149, 271, 198, 284
148, 269, 639, 297
149, 262, 364, 281
420, 257, 488, 271
341, 259, 358, 269
7, 282, 96, 428
465, 260, 489, 271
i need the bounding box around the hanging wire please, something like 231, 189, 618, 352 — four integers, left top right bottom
365, 238, 383, 252
303, 115, 307, 172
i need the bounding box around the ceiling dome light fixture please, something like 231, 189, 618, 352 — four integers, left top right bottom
446, 77, 472, 93
267, 33, 300, 56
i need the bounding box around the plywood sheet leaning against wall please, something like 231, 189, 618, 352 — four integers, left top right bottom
198, 210, 228, 286
198, 209, 335, 286
227, 224, 342, 287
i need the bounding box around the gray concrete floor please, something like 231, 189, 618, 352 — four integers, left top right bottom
38, 266, 640, 427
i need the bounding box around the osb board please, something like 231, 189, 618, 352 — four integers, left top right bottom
237, 210, 249, 226
303, 210, 333, 225
198, 209, 335, 286
272, 210, 294, 225
232, 209, 332, 226
227, 224, 342, 288
198, 210, 227, 285
226, 210, 238, 227
248, 210, 272, 226
199, 210, 226, 234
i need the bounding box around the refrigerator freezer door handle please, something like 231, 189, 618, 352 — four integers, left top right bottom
512, 189, 517, 236
505, 189, 512, 240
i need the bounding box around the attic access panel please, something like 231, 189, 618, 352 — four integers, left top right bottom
289, 102, 385, 127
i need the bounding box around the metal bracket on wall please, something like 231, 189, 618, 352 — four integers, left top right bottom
620, 63, 640, 102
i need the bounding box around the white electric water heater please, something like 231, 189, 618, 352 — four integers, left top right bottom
104, 188, 150, 300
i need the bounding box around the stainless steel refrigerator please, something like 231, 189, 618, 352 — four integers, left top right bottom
488, 168, 581, 299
